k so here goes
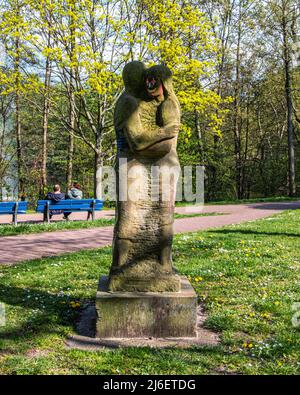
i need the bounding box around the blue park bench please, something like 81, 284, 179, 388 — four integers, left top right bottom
36, 199, 104, 223
0, 201, 28, 225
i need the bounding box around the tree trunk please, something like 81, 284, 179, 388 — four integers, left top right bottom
94, 149, 103, 199
242, 96, 250, 198
282, 4, 296, 196
66, 100, 75, 190
15, 33, 24, 200
16, 91, 24, 199
195, 110, 204, 163
0, 96, 10, 200
233, 2, 243, 200
41, 53, 51, 197
66, 3, 76, 191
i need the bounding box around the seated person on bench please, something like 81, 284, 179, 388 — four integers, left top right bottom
46, 184, 66, 219
67, 182, 83, 200
64, 182, 83, 220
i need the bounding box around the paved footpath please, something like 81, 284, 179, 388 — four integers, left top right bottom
0, 201, 299, 266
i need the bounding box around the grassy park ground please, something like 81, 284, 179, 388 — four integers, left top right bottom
0, 218, 115, 237
0, 209, 299, 375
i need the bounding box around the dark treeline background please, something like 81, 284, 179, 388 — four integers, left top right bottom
0, 0, 299, 204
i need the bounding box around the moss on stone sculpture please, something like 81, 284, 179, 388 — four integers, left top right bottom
108, 61, 181, 292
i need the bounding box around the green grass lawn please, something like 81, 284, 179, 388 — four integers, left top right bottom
0, 212, 223, 238
0, 210, 299, 374
0, 218, 115, 237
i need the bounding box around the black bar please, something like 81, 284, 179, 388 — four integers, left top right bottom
12, 201, 19, 226
43, 201, 50, 223
0, 375, 292, 392
91, 200, 95, 221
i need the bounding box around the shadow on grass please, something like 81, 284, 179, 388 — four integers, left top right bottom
246, 202, 300, 211
0, 282, 224, 363
0, 284, 80, 342
207, 229, 299, 238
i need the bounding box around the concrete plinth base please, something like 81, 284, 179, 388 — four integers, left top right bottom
66, 304, 220, 350
95, 276, 197, 338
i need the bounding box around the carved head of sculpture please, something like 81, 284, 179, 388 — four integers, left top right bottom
143, 65, 177, 101
122, 61, 146, 98
122, 61, 177, 103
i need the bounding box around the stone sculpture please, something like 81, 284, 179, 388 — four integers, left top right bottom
95, 62, 198, 339
108, 61, 181, 292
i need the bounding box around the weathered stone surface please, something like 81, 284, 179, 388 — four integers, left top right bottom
96, 276, 197, 338
95, 62, 198, 340
108, 273, 181, 293
108, 62, 181, 293
67, 303, 220, 350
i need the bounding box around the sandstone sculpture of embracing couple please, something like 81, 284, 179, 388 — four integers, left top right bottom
109, 61, 182, 293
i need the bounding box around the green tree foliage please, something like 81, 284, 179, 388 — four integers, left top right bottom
0, 0, 299, 202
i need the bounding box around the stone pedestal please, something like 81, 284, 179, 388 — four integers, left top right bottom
108, 272, 181, 293
95, 276, 197, 338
